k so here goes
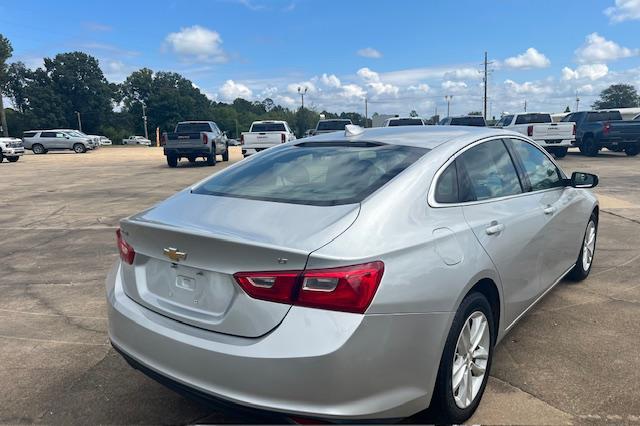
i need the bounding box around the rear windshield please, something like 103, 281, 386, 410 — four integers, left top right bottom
176, 122, 214, 133
515, 113, 552, 125
193, 142, 428, 206
251, 122, 286, 132
388, 118, 424, 126
587, 111, 623, 122
450, 116, 486, 126
496, 115, 514, 127
317, 120, 351, 131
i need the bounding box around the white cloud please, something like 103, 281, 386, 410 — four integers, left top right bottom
503, 79, 551, 95
575, 33, 636, 63
320, 73, 341, 88
504, 48, 550, 69
356, 68, 398, 96
356, 47, 382, 59
287, 81, 317, 94
562, 64, 609, 81
605, 0, 640, 22
357, 67, 380, 81
165, 25, 227, 63
219, 80, 252, 100
408, 83, 431, 93
442, 81, 468, 92
340, 84, 366, 98
443, 68, 480, 80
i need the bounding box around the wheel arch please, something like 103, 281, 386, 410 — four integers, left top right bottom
466, 278, 501, 342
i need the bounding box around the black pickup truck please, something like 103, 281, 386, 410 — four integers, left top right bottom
562, 111, 640, 156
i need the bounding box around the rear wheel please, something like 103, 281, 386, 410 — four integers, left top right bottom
73, 143, 86, 154
166, 155, 178, 168
567, 213, 597, 281
625, 145, 640, 156
579, 136, 599, 157
206, 151, 216, 166
32, 143, 46, 154
551, 147, 568, 158
0, 152, 3, 163
7, 156, 19, 163
431, 292, 495, 424
222, 146, 229, 161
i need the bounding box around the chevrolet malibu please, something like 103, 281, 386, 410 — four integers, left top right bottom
107, 125, 599, 423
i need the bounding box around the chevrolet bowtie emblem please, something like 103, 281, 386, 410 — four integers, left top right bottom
163, 247, 187, 262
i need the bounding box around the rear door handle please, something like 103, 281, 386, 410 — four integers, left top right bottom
485, 223, 505, 235
544, 206, 557, 215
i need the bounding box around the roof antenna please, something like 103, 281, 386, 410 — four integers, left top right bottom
345, 124, 364, 137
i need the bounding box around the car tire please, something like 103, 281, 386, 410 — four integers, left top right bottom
552, 147, 568, 158
579, 136, 599, 157
166, 155, 178, 168
206, 151, 216, 166
73, 143, 86, 154
430, 292, 495, 424
188, 156, 196, 163
567, 213, 598, 282
8, 157, 19, 163
624, 145, 640, 156
32, 144, 46, 154
0, 152, 3, 163
222, 146, 229, 162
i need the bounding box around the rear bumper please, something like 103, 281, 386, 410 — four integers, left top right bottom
536, 139, 573, 147
106, 262, 451, 420
164, 147, 211, 157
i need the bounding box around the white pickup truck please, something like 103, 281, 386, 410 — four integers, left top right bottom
122, 136, 152, 146
496, 112, 575, 158
240, 120, 296, 156
0, 137, 24, 163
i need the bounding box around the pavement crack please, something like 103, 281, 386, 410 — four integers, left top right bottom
601, 209, 640, 226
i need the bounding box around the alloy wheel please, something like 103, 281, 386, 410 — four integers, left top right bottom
452, 311, 490, 409
582, 220, 596, 271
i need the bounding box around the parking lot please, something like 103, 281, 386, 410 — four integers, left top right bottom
1, 146, 639, 424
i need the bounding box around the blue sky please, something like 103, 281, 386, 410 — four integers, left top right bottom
1, 0, 640, 117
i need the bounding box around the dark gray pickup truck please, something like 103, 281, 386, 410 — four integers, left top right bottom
162, 121, 229, 167
562, 111, 640, 156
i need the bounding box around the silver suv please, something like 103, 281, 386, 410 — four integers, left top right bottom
22, 130, 92, 154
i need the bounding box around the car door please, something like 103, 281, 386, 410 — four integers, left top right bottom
504, 138, 583, 290
38, 131, 58, 149
57, 132, 72, 149
457, 138, 548, 327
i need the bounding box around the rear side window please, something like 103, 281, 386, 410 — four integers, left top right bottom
434, 162, 458, 203
40, 132, 56, 138
515, 114, 552, 125
175, 122, 214, 133
587, 111, 622, 122
388, 118, 424, 126
456, 140, 522, 201
450, 116, 486, 126
251, 122, 287, 132
22, 132, 37, 138
317, 120, 351, 131
193, 143, 429, 206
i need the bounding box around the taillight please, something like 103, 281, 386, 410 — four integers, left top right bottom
116, 228, 135, 265
603, 122, 611, 135
527, 125, 533, 137
240, 134, 244, 145
573, 123, 576, 136
281, 133, 286, 143
203, 134, 208, 145
234, 261, 384, 314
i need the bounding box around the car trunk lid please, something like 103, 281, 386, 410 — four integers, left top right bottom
119, 190, 359, 337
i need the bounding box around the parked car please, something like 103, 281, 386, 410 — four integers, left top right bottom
240, 120, 296, 156
162, 121, 229, 167
439, 116, 487, 127
99, 136, 112, 146
54, 129, 99, 149
495, 113, 575, 158
122, 136, 152, 146
0, 137, 24, 163
107, 125, 599, 424
311, 118, 352, 135
383, 117, 426, 126
22, 130, 91, 154
561, 110, 640, 156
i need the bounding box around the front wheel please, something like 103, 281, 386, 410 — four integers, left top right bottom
222, 146, 229, 161
579, 136, 599, 157
550, 147, 568, 158
625, 145, 640, 156
430, 292, 494, 424
8, 156, 19, 163
567, 214, 597, 281
206, 151, 216, 166
73, 143, 86, 153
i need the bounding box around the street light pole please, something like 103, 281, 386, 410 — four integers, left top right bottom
364, 97, 368, 128
297, 86, 307, 109
444, 95, 453, 117
142, 103, 149, 140
75, 111, 82, 132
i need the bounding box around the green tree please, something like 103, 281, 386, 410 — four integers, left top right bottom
592, 84, 640, 109
4, 62, 29, 113
468, 111, 482, 116
0, 33, 13, 136
409, 110, 418, 117
564, 106, 571, 113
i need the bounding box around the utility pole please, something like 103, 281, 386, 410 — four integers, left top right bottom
444, 95, 453, 117
297, 87, 307, 109
364, 98, 368, 128
524, 100, 527, 112
0, 95, 7, 136
75, 111, 82, 132
575, 91, 580, 111
142, 103, 149, 140
482, 51, 493, 121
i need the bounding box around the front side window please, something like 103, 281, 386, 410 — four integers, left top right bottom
456, 139, 522, 201
506, 139, 562, 191
194, 142, 428, 206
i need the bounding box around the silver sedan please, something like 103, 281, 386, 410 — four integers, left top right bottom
107, 125, 598, 423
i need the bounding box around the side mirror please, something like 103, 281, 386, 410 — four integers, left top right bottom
65, 136, 70, 139
570, 171, 598, 188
